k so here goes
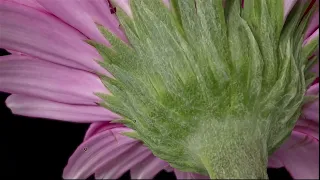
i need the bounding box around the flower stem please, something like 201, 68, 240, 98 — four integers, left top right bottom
201, 150, 268, 179
188, 121, 270, 179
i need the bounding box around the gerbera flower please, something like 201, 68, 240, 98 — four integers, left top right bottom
0, 0, 318, 179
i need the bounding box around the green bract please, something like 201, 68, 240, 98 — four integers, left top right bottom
88, 0, 318, 179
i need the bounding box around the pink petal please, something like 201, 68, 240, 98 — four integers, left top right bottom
111, 0, 170, 17
305, 8, 319, 39
294, 119, 318, 141
174, 169, 209, 179
0, 1, 109, 75
162, 0, 170, 8
6, 94, 119, 122
83, 122, 124, 141
303, 28, 319, 46
5, 49, 24, 55
95, 145, 152, 179
36, 0, 123, 46
111, 0, 132, 17
77, 0, 127, 41
5, 0, 46, 11
268, 155, 285, 168
174, 170, 191, 179
84, 123, 172, 179
0, 55, 107, 105
63, 127, 144, 179
269, 131, 319, 179
164, 166, 174, 172
130, 155, 169, 179
306, 82, 320, 96
284, 0, 298, 19
302, 83, 319, 123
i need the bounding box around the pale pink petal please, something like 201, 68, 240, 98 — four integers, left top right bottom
269, 131, 319, 179
174, 170, 191, 179
36, 0, 117, 46
111, 0, 170, 17
63, 127, 144, 179
302, 101, 319, 123
6, 94, 119, 122
111, 0, 132, 17
268, 155, 285, 168
190, 173, 210, 179
284, 0, 298, 18
174, 169, 208, 179
130, 155, 169, 179
83, 122, 124, 141
77, 0, 127, 41
0, 55, 107, 105
302, 83, 319, 123
164, 166, 174, 172
84, 123, 172, 179
305, 8, 319, 39
95, 146, 152, 179
306, 82, 320, 95
5, 49, 24, 55
4, 0, 46, 11
0, 1, 109, 75
303, 29, 319, 46
294, 119, 318, 141
162, 0, 170, 7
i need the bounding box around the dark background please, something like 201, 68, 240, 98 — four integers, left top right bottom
0, 48, 292, 179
